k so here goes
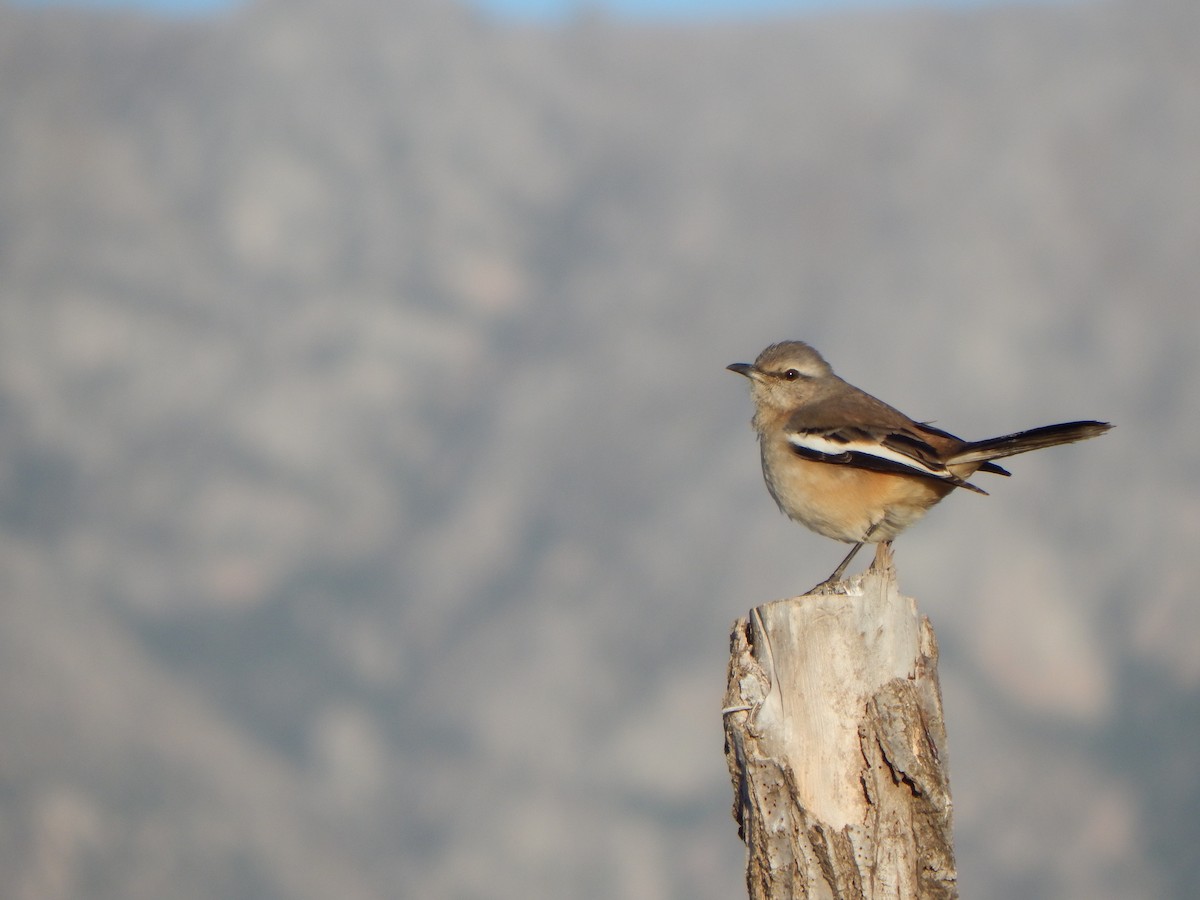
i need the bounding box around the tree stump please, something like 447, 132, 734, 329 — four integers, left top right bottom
722, 544, 957, 899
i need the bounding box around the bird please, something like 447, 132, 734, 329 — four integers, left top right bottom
727, 341, 1111, 591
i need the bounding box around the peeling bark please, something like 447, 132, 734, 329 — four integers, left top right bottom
723, 546, 956, 899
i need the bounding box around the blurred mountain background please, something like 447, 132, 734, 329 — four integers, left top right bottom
1, 0, 1198, 897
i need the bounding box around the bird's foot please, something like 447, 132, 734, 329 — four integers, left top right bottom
804, 575, 851, 595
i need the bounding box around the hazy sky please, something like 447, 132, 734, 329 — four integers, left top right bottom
16, 0, 1031, 19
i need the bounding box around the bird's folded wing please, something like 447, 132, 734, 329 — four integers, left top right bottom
785, 426, 989, 494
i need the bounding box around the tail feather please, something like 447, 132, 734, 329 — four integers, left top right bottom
950, 420, 1112, 465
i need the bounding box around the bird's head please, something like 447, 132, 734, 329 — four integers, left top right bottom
727, 341, 832, 420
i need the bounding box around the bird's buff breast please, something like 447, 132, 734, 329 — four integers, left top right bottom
759, 438, 947, 543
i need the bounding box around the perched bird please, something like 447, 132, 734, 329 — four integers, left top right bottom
728, 341, 1110, 590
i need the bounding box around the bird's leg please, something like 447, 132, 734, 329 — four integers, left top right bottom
805, 544, 862, 594
828, 541, 865, 583
806, 523, 882, 594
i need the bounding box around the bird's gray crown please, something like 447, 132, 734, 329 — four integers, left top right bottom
753, 341, 832, 378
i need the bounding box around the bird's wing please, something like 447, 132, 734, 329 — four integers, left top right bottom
785, 424, 990, 494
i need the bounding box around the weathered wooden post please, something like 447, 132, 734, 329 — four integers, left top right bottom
722, 544, 956, 899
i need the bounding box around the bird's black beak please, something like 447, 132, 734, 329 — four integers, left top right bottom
726, 363, 756, 378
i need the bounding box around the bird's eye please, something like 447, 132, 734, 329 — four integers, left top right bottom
783, 369, 801, 381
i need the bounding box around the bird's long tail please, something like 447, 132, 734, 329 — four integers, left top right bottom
949, 420, 1112, 466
